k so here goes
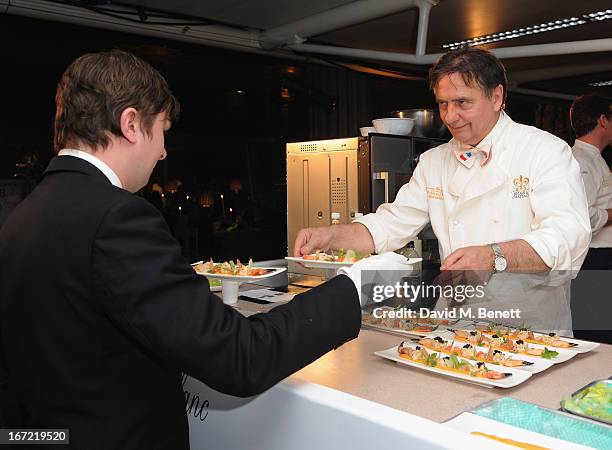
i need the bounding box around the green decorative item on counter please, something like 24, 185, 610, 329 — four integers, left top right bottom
470, 397, 612, 450
206, 277, 222, 288
561, 381, 612, 424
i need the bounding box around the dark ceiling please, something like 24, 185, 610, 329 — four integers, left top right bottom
2, 0, 611, 99
117, 0, 612, 96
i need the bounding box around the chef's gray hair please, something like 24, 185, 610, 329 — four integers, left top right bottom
429, 47, 508, 106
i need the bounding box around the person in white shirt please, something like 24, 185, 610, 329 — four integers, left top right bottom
294, 47, 591, 332
569, 94, 612, 343
570, 94, 612, 268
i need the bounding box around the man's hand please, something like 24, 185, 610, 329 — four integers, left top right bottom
440, 245, 494, 271
442, 240, 550, 273
438, 245, 494, 289
293, 227, 334, 257
292, 223, 376, 257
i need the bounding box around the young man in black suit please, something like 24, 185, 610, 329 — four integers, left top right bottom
0, 50, 360, 449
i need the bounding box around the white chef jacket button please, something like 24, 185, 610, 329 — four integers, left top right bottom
453, 220, 459, 226
492, 218, 500, 223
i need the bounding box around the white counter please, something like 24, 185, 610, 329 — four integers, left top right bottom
184, 286, 611, 449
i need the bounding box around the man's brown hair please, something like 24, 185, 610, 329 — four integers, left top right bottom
429, 47, 508, 105
54, 49, 179, 153
570, 93, 612, 138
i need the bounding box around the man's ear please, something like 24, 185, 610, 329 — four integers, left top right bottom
598, 113, 610, 130
119, 108, 140, 144
492, 84, 504, 111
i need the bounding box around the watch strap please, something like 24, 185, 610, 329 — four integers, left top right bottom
489, 243, 505, 273
490, 243, 504, 259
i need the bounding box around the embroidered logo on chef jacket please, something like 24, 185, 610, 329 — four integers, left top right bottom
426, 186, 444, 200
602, 175, 612, 188
512, 175, 530, 199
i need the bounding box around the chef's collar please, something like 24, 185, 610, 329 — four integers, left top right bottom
573, 139, 601, 155
452, 110, 508, 167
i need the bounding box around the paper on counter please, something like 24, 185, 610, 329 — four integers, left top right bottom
239, 288, 295, 303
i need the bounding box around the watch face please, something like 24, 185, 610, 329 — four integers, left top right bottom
495, 257, 507, 272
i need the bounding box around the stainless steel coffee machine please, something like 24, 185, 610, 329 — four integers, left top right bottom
286, 133, 445, 268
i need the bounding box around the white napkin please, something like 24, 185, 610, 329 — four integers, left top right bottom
337, 252, 418, 307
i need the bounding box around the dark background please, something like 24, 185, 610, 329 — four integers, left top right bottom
1, 14, 608, 262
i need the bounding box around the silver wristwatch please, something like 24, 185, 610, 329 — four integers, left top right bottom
489, 243, 507, 273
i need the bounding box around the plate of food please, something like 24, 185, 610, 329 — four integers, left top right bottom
447, 329, 578, 364
191, 262, 222, 291
560, 379, 612, 426
415, 335, 554, 373
375, 341, 532, 388
285, 249, 371, 268
407, 316, 460, 327
473, 322, 600, 354
191, 259, 286, 281
361, 307, 439, 336
192, 260, 287, 304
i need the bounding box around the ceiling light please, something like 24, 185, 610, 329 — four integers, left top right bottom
589, 80, 612, 87
441, 9, 612, 50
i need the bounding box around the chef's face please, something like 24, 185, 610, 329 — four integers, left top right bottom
434, 73, 504, 146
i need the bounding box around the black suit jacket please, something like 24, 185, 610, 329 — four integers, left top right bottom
0, 156, 360, 449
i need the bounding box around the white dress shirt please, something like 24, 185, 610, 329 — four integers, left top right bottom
57, 149, 123, 189
572, 139, 612, 248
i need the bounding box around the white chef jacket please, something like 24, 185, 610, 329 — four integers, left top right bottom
571, 139, 612, 248
356, 111, 591, 333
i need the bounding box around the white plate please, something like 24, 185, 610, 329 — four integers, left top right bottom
444, 412, 593, 450
361, 322, 440, 337
374, 343, 532, 389
525, 335, 599, 354
285, 256, 355, 268
414, 336, 555, 374
191, 263, 223, 291
198, 267, 287, 282
444, 330, 580, 364
285, 256, 422, 269
470, 322, 600, 354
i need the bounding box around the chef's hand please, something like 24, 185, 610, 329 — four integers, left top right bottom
441, 245, 494, 271
438, 245, 494, 288
293, 227, 334, 257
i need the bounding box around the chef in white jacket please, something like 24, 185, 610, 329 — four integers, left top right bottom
569, 94, 611, 343
294, 47, 591, 332
570, 94, 612, 268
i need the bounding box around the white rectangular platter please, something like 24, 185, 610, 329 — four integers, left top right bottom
413, 336, 555, 374
374, 344, 532, 389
